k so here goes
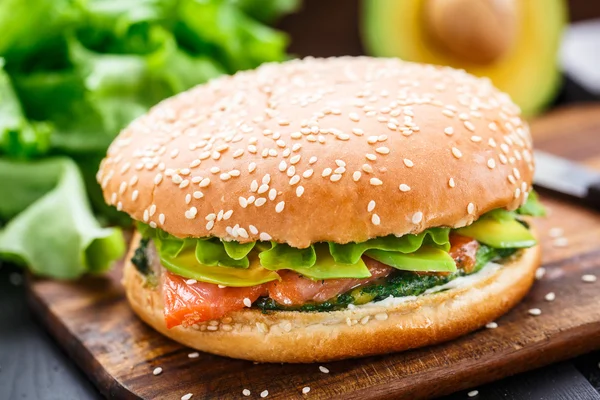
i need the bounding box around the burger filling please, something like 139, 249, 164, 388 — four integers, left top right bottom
132, 193, 544, 329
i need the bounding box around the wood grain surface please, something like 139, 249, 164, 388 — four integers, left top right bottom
26, 105, 600, 400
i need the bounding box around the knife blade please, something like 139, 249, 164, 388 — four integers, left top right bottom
533, 150, 600, 210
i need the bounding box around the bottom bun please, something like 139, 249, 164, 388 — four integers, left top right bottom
123, 231, 541, 363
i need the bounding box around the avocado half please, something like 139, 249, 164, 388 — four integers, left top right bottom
362, 0, 567, 116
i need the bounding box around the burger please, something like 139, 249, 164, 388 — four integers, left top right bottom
97, 57, 543, 363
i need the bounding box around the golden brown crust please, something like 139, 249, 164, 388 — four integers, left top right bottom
98, 57, 534, 248
123, 231, 541, 363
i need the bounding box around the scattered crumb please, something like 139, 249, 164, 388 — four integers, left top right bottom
528, 308, 542, 316
485, 322, 498, 329
319, 366, 330, 374
548, 227, 563, 238
153, 367, 163, 376
260, 390, 269, 398
544, 292, 556, 302
302, 386, 311, 394
535, 268, 546, 280
582, 274, 597, 283
467, 390, 479, 397
552, 237, 568, 248
181, 394, 193, 400
188, 352, 200, 359
242, 389, 251, 396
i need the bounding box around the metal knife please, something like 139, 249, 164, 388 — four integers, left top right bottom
534, 150, 600, 210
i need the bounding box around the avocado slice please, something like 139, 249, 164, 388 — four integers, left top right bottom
288, 244, 372, 280
365, 245, 457, 273
160, 250, 280, 287
362, 0, 567, 116
456, 216, 536, 248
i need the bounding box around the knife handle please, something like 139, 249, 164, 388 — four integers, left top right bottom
586, 182, 600, 211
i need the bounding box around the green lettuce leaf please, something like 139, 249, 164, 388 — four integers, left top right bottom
289, 244, 371, 280
259, 242, 317, 270
0, 158, 125, 278
329, 228, 451, 264
195, 239, 249, 268
223, 241, 256, 260
516, 190, 546, 217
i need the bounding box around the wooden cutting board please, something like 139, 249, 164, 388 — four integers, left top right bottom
26, 105, 600, 400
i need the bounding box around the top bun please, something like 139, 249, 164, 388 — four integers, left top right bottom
97, 57, 534, 248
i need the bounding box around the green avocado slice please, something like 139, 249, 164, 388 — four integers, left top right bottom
288, 245, 372, 280
365, 245, 457, 273
456, 217, 536, 249
160, 250, 280, 287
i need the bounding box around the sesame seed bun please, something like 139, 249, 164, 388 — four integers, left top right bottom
97, 57, 534, 247
123, 231, 541, 363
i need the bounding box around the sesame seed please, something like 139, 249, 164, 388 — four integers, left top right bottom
371, 214, 381, 225
330, 174, 342, 182
349, 112, 360, 122
296, 186, 305, 197
451, 147, 463, 159
582, 274, 597, 283
302, 387, 311, 394
260, 390, 269, 398
238, 228, 248, 238
471, 135, 482, 143
399, 184, 411, 192
403, 158, 414, 167
219, 173, 231, 181
376, 146, 390, 155
188, 352, 200, 358
514, 188, 521, 199
243, 389, 251, 396
535, 267, 546, 280
309, 156, 318, 164
528, 308, 542, 316
185, 194, 192, 204
148, 220, 156, 228
362, 164, 373, 173
287, 166, 296, 177
464, 121, 475, 132
322, 168, 332, 177
255, 198, 266, 207
412, 211, 423, 224
132, 190, 139, 201
334, 166, 345, 174
206, 220, 215, 230
549, 227, 563, 238
199, 178, 211, 188
243, 298, 252, 307
448, 178, 456, 188
260, 232, 272, 241
467, 390, 479, 398
223, 210, 233, 220
352, 128, 364, 136
275, 201, 285, 213
368, 200, 376, 212
370, 178, 383, 186
185, 207, 197, 219
508, 175, 516, 184
269, 188, 277, 200
444, 127, 454, 135
181, 394, 193, 400
442, 109, 455, 117
351, 171, 361, 181
248, 162, 257, 173
303, 169, 314, 178
375, 312, 388, 321
193, 191, 203, 199
467, 202, 475, 215
545, 292, 556, 301
319, 366, 330, 374
485, 322, 498, 329
153, 367, 163, 376
258, 184, 269, 194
